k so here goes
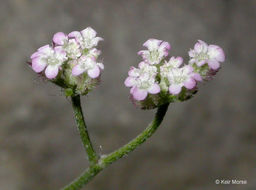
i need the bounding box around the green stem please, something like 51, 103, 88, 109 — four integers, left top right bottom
63, 103, 169, 190
71, 95, 98, 165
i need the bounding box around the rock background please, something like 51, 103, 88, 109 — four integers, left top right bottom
0, 0, 256, 189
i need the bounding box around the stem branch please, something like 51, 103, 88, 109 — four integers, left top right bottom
71, 95, 98, 165
63, 103, 169, 190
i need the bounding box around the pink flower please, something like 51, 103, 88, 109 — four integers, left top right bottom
160, 56, 183, 78
138, 38, 171, 65
189, 40, 225, 70
72, 56, 103, 78
31, 45, 67, 79
167, 65, 197, 95
124, 62, 160, 101
68, 27, 103, 49
53, 32, 68, 45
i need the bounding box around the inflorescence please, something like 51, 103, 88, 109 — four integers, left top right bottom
29, 27, 104, 96
29, 29, 225, 107
125, 39, 225, 109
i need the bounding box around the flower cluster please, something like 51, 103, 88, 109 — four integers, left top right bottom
29, 27, 104, 95
125, 39, 225, 109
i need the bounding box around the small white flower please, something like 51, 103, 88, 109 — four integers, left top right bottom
68, 27, 103, 50
72, 56, 103, 78
53, 32, 82, 59
167, 65, 196, 95
160, 56, 183, 78
189, 40, 225, 70
138, 39, 170, 65
62, 39, 81, 59
125, 62, 160, 101
31, 45, 67, 79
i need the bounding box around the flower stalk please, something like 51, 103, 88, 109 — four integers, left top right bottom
71, 95, 98, 165
63, 102, 169, 190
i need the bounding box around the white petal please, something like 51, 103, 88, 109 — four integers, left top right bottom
124, 77, 135, 87
169, 84, 182, 95
148, 84, 160, 94
81, 27, 97, 39
32, 57, 47, 73
45, 65, 59, 79
72, 64, 85, 76
88, 66, 100, 78
53, 32, 67, 45
132, 87, 148, 101
208, 59, 220, 70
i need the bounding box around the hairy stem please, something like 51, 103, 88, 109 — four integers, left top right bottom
63, 103, 169, 190
71, 95, 98, 165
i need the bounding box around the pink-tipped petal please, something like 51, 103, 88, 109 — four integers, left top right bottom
37, 45, 52, 55
32, 57, 47, 73
88, 66, 100, 78
81, 27, 97, 38
161, 41, 171, 50
193, 73, 203, 82
208, 59, 220, 70
148, 84, 160, 94
143, 39, 162, 50
194, 42, 203, 53
138, 50, 146, 56
68, 31, 81, 40
208, 45, 225, 62
53, 32, 67, 45
184, 65, 194, 73
132, 87, 148, 101
169, 84, 182, 95
30, 52, 40, 59
184, 78, 196, 89
176, 57, 183, 67
45, 65, 59, 79
72, 64, 85, 76
124, 77, 135, 87
138, 61, 147, 68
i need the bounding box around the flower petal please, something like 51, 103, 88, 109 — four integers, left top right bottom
53, 32, 67, 45
193, 73, 203, 82
97, 63, 104, 70
38, 44, 52, 55
91, 37, 103, 46
68, 31, 82, 43
88, 66, 100, 78
208, 59, 220, 70
208, 45, 225, 62
72, 64, 85, 76
32, 57, 47, 73
45, 65, 59, 79
81, 27, 97, 38
148, 84, 160, 94
160, 41, 171, 50
169, 84, 182, 95
132, 87, 148, 101
143, 39, 162, 50
124, 77, 135, 87
30, 51, 40, 59
184, 78, 196, 89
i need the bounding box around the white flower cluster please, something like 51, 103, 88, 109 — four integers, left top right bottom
125, 39, 225, 108
30, 27, 104, 95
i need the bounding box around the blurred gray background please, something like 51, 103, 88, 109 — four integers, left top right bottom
0, 0, 256, 189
